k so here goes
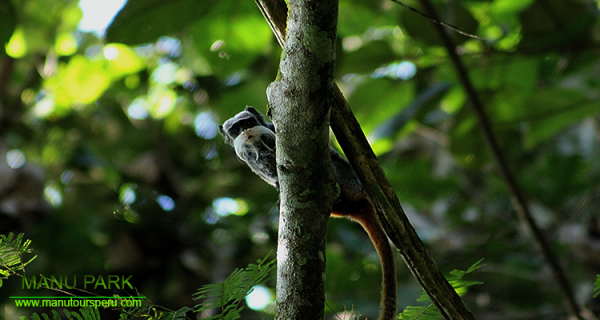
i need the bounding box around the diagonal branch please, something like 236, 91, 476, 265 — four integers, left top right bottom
391, 0, 485, 40
415, 1, 597, 320
253, 0, 475, 319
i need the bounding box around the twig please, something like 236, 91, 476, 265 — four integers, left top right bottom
391, 0, 486, 41
416, 0, 596, 319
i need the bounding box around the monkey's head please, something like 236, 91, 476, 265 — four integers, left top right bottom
219, 106, 278, 187
219, 106, 274, 145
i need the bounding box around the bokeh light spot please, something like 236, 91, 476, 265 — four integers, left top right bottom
6, 149, 26, 169
246, 285, 273, 310
152, 62, 178, 85
60, 170, 75, 184
119, 184, 137, 205
194, 112, 218, 139
157, 194, 175, 211
212, 198, 249, 217
156, 36, 182, 57
213, 198, 238, 217
103, 46, 119, 60
371, 61, 417, 80
55, 33, 78, 56
6, 28, 27, 58
44, 184, 63, 207
128, 98, 149, 120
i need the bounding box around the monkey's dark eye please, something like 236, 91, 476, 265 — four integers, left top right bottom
230, 118, 259, 137
229, 127, 241, 137
240, 118, 258, 127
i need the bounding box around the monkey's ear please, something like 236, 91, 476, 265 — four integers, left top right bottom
245, 106, 259, 115
218, 125, 231, 143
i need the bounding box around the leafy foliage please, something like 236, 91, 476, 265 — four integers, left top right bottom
118, 300, 192, 320
0, 232, 37, 288
193, 255, 276, 320
398, 260, 485, 320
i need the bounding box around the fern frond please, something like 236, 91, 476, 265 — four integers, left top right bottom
398, 305, 442, 320
193, 255, 276, 320
117, 295, 192, 320
400, 259, 485, 320
594, 274, 600, 298
0, 232, 37, 287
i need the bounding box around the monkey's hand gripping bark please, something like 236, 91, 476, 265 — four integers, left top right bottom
219, 106, 397, 320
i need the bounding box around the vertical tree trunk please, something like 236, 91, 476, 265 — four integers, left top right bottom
266, 0, 339, 319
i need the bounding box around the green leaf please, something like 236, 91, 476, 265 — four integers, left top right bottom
0, 233, 36, 279
399, 260, 484, 319
398, 305, 441, 320
465, 258, 486, 274
594, 274, 600, 298
193, 254, 276, 319
105, 0, 218, 45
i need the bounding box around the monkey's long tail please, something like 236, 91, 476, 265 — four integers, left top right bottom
339, 202, 397, 320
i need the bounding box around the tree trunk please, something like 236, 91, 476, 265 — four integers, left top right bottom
266, 0, 339, 319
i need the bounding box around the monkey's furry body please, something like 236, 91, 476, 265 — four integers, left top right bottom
219, 106, 396, 320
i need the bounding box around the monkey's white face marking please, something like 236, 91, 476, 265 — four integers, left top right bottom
233, 126, 275, 161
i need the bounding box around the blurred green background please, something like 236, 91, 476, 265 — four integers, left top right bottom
1, 0, 599, 319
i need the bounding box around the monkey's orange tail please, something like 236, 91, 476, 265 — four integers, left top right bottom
332, 200, 397, 320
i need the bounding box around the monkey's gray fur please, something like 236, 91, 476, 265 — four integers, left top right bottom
218, 106, 364, 204
219, 106, 279, 188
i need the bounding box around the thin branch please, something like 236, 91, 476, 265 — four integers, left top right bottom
415, 1, 597, 320
253, 0, 475, 319
391, 0, 486, 41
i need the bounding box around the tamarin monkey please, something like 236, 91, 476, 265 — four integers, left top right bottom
219, 106, 396, 320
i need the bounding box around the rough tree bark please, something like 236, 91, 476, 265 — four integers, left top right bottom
266, 0, 339, 319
